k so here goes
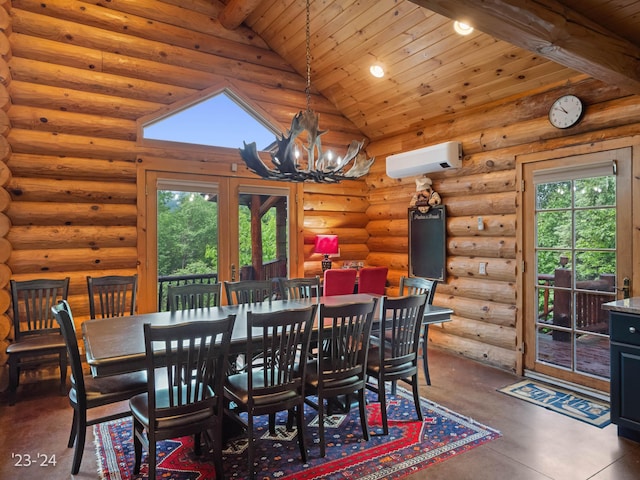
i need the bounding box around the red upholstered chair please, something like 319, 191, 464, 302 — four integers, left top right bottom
358, 267, 388, 295
323, 268, 357, 296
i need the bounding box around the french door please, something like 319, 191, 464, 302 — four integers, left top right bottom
521, 147, 632, 393
138, 170, 301, 312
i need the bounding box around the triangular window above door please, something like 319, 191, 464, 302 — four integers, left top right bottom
142, 91, 276, 151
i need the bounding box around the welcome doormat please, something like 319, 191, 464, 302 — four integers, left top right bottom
499, 379, 610, 428
94, 387, 501, 479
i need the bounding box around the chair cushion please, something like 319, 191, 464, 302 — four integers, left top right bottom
129, 387, 215, 430
366, 346, 414, 375
304, 360, 360, 389
69, 371, 147, 406
6, 334, 66, 354
225, 371, 298, 406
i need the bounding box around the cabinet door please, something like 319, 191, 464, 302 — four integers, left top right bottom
611, 342, 640, 429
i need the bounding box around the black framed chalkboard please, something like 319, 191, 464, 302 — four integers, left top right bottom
408, 205, 446, 281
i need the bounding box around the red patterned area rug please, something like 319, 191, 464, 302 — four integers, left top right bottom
94, 387, 501, 479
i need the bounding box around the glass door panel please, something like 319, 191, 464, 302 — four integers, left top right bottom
523, 147, 632, 392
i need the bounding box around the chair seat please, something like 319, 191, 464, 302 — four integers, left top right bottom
305, 361, 360, 389
366, 346, 414, 375
226, 371, 299, 406
130, 387, 215, 429
78, 370, 147, 398
6, 334, 66, 354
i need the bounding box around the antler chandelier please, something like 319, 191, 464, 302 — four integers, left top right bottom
239, 0, 374, 183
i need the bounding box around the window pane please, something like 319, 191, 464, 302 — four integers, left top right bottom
536, 181, 571, 209
574, 176, 615, 207
536, 211, 572, 248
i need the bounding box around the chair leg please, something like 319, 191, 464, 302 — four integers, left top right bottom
378, 377, 389, 436
318, 396, 326, 458
68, 408, 79, 448
247, 414, 255, 480
358, 388, 370, 441
296, 403, 308, 463
59, 350, 68, 396
411, 374, 423, 422
422, 326, 431, 385
8, 357, 19, 406
193, 432, 202, 456
148, 434, 157, 480
133, 419, 143, 475
71, 409, 87, 475
209, 424, 224, 480
269, 412, 276, 435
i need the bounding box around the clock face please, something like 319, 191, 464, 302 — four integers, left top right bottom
549, 95, 583, 129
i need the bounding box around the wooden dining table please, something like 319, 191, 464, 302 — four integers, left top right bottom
82, 293, 453, 378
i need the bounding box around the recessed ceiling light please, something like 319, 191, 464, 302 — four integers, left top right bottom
454, 21, 473, 36
369, 63, 385, 78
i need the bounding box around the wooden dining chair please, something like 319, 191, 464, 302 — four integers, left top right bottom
51, 300, 147, 475
7, 278, 70, 405
225, 304, 317, 479
358, 266, 388, 295
399, 276, 438, 385
304, 299, 378, 457
87, 274, 138, 318
278, 276, 320, 300
224, 279, 273, 305
130, 316, 235, 480
366, 294, 427, 435
322, 268, 357, 296
167, 282, 222, 312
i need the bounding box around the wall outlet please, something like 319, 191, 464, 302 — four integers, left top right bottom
479, 262, 487, 275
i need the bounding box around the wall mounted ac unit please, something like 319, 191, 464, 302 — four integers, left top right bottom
386, 141, 462, 178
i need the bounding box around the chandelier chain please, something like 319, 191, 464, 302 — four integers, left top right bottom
305, 0, 311, 112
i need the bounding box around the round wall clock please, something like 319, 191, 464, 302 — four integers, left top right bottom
548, 94, 584, 129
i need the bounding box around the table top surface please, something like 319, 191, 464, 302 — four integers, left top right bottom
82, 293, 453, 377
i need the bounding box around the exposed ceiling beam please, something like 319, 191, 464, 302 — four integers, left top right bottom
410, 0, 640, 94
218, 0, 263, 30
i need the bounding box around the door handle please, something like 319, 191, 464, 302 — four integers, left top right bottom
618, 277, 630, 299
231, 264, 236, 282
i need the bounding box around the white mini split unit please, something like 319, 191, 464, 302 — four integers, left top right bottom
385, 141, 462, 178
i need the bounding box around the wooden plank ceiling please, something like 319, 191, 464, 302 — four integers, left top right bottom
216, 0, 640, 142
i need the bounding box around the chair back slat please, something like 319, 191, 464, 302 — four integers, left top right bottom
87, 275, 137, 318
11, 278, 70, 338
317, 300, 378, 384
167, 282, 222, 312
278, 276, 320, 300
144, 317, 235, 417
224, 279, 273, 305
381, 294, 428, 368
399, 276, 438, 304
51, 300, 85, 394
246, 305, 317, 400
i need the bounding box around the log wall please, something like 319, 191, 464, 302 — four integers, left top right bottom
366, 78, 639, 372
1, 0, 639, 391
0, 0, 369, 390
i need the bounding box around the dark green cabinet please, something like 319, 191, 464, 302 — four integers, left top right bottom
610, 311, 640, 441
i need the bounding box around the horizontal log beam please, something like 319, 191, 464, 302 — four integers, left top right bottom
411, 0, 640, 94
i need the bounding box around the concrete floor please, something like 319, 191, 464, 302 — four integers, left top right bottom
2, 348, 640, 480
